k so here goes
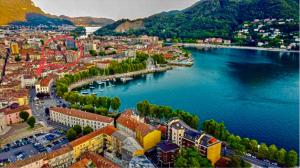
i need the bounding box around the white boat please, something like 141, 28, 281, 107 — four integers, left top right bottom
120, 77, 133, 83
99, 89, 104, 92
81, 92, 88, 94
96, 80, 104, 85
90, 86, 95, 89
92, 93, 97, 95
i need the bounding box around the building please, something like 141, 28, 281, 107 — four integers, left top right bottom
47, 145, 73, 168
78, 151, 120, 168
65, 39, 76, 50
6, 153, 47, 168
167, 119, 222, 165
49, 107, 114, 130
21, 74, 36, 88
111, 130, 144, 162
116, 110, 161, 151
0, 113, 8, 134
0, 105, 32, 125
129, 155, 155, 168
35, 75, 55, 95
10, 42, 19, 55
156, 141, 179, 168
70, 125, 117, 160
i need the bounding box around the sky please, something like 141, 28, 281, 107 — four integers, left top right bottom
32, 0, 198, 20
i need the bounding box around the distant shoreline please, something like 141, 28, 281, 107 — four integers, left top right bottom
179, 43, 300, 53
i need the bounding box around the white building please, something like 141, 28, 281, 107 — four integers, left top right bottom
35, 75, 55, 94
21, 74, 36, 88
49, 107, 114, 130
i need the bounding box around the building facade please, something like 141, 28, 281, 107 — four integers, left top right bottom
49, 107, 114, 130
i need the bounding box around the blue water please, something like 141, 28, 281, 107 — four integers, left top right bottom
79, 48, 299, 151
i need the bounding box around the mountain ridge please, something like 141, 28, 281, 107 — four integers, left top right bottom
95, 0, 299, 39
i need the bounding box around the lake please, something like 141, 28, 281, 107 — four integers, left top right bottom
78, 48, 299, 151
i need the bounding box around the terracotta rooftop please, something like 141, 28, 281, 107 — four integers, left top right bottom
117, 110, 156, 137
70, 125, 117, 147
69, 158, 90, 168
0, 105, 30, 115
39, 75, 57, 87
5, 153, 47, 168
50, 107, 114, 123
47, 144, 73, 160
81, 151, 120, 168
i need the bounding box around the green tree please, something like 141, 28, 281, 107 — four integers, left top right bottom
276, 148, 287, 165
257, 143, 269, 159
82, 104, 94, 113
286, 150, 298, 167
174, 156, 187, 168
15, 55, 21, 62
66, 128, 77, 141
27, 116, 36, 128
73, 125, 82, 135
249, 139, 258, 153
89, 50, 97, 56
95, 107, 108, 116
268, 144, 278, 161
111, 97, 121, 112
83, 126, 93, 135
19, 111, 29, 121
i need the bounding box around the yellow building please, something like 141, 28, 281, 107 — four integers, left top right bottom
207, 141, 222, 165
70, 126, 117, 160
10, 42, 19, 55
116, 110, 161, 152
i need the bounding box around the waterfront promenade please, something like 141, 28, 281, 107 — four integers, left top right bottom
178, 43, 300, 53
68, 66, 172, 91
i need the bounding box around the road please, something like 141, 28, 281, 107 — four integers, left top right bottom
29, 85, 69, 131
224, 148, 279, 168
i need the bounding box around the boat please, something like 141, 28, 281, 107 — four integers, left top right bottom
120, 77, 133, 83
96, 80, 104, 85
92, 93, 97, 95
112, 78, 116, 82
81, 92, 88, 95
99, 89, 104, 92
90, 86, 95, 89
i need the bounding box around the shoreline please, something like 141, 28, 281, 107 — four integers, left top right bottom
178, 43, 300, 53
68, 66, 172, 91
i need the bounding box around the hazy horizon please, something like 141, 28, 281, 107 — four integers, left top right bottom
32, 0, 198, 20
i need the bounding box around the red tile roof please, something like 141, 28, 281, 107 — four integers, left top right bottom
117, 110, 156, 137
0, 105, 30, 115
81, 151, 120, 168
47, 144, 73, 159
50, 107, 114, 123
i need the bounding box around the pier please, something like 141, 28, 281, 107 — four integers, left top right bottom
68, 66, 172, 91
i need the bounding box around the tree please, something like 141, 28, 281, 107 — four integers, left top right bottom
175, 156, 187, 168
15, 55, 21, 62
73, 125, 82, 135
89, 50, 97, 56
257, 143, 269, 159
111, 97, 121, 112
276, 148, 287, 165
82, 104, 94, 113
27, 116, 36, 128
175, 147, 212, 168
286, 150, 298, 167
95, 107, 108, 116
249, 139, 258, 153
268, 144, 278, 161
66, 128, 77, 141
19, 111, 29, 121
83, 126, 93, 135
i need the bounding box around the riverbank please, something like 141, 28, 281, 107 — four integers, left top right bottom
178, 43, 300, 53
68, 66, 173, 91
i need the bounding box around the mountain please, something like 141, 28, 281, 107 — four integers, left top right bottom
59, 16, 114, 27
0, 0, 73, 26
95, 0, 299, 39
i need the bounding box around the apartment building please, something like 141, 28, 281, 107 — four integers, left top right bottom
167, 119, 222, 165
49, 107, 114, 130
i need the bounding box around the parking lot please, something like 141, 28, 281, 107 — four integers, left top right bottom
0, 129, 68, 166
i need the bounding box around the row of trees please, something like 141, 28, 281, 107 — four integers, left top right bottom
56, 53, 150, 97
136, 100, 199, 129
89, 50, 117, 56
63, 91, 121, 114
202, 119, 298, 167
175, 147, 212, 168
66, 124, 94, 141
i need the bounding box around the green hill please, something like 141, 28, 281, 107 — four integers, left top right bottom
95, 0, 299, 39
